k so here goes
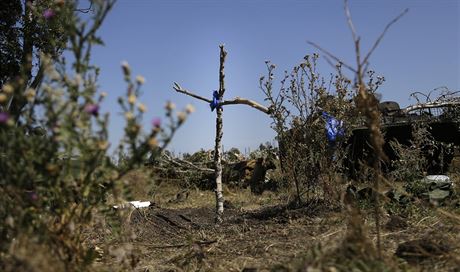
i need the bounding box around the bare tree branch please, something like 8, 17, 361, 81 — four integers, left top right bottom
173, 82, 212, 103
162, 152, 214, 173
344, 0, 358, 42
150, 240, 217, 249
344, 0, 386, 258
221, 97, 271, 114
323, 55, 338, 70
306, 41, 357, 73
362, 8, 409, 66
173, 83, 270, 114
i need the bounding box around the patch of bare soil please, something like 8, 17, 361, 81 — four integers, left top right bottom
102, 196, 344, 271
93, 182, 460, 271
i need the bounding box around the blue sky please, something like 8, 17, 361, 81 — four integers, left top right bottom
86, 0, 459, 155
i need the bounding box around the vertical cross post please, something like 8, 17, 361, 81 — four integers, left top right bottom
214, 45, 227, 223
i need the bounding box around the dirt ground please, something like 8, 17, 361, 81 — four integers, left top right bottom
92, 172, 460, 272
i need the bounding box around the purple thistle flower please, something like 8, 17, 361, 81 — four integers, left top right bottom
43, 9, 55, 20
151, 118, 161, 128
84, 104, 99, 116
0, 112, 10, 124
29, 192, 38, 202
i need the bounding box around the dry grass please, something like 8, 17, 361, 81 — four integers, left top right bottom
79, 168, 460, 271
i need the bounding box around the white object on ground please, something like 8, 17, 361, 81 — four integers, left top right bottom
113, 200, 152, 209
423, 175, 450, 183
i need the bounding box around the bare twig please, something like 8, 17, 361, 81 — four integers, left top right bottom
221, 97, 271, 114
362, 8, 409, 66
173, 83, 270, 114
162, 152, 214, 173
306, 41, 357, 73
343, 0, 395, 259
344, 0, 358, 42
150, 240, 217, 249
436, 209, 460, 224
320, 229, 343, 239
381, 230, 408, 237
344, 0, 363, 76
323, 55, 337, 70
151, 167, 204, 174
264, 243, 276, 251
173, 82, 212, 103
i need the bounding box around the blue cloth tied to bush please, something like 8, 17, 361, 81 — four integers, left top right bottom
322, 111, 344, 144
210, 90, 220, 111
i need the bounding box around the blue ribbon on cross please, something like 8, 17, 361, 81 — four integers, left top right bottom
210, 90, 220, 111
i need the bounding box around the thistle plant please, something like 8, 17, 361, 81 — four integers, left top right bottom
0, 1, 189, 270
260, 54, 356, 205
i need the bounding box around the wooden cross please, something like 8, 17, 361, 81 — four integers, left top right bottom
173, 45, 270, 223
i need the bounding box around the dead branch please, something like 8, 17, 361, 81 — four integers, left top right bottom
173, 83, 271, 114
306, 41, 357, 73
150, 240, 218, 249
221, 97, 271, 114
344, 0, 358, 42
152, 167, 202, 174
362, 8, 409, 66
162, 152, 214, 173
173, 82, 212, 103
175, 159, 214, 173
343, 0, 403, 259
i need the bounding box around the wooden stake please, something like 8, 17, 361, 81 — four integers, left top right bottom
214, 45, 227, 223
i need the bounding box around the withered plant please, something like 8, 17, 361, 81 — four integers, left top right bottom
260, 0, 409, 258
260, 56, 356, 206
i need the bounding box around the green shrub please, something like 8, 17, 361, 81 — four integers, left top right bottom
0, 1, 190, 270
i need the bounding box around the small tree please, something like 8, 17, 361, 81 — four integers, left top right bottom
0, 0, 79, 122
0, 1, 190, 270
